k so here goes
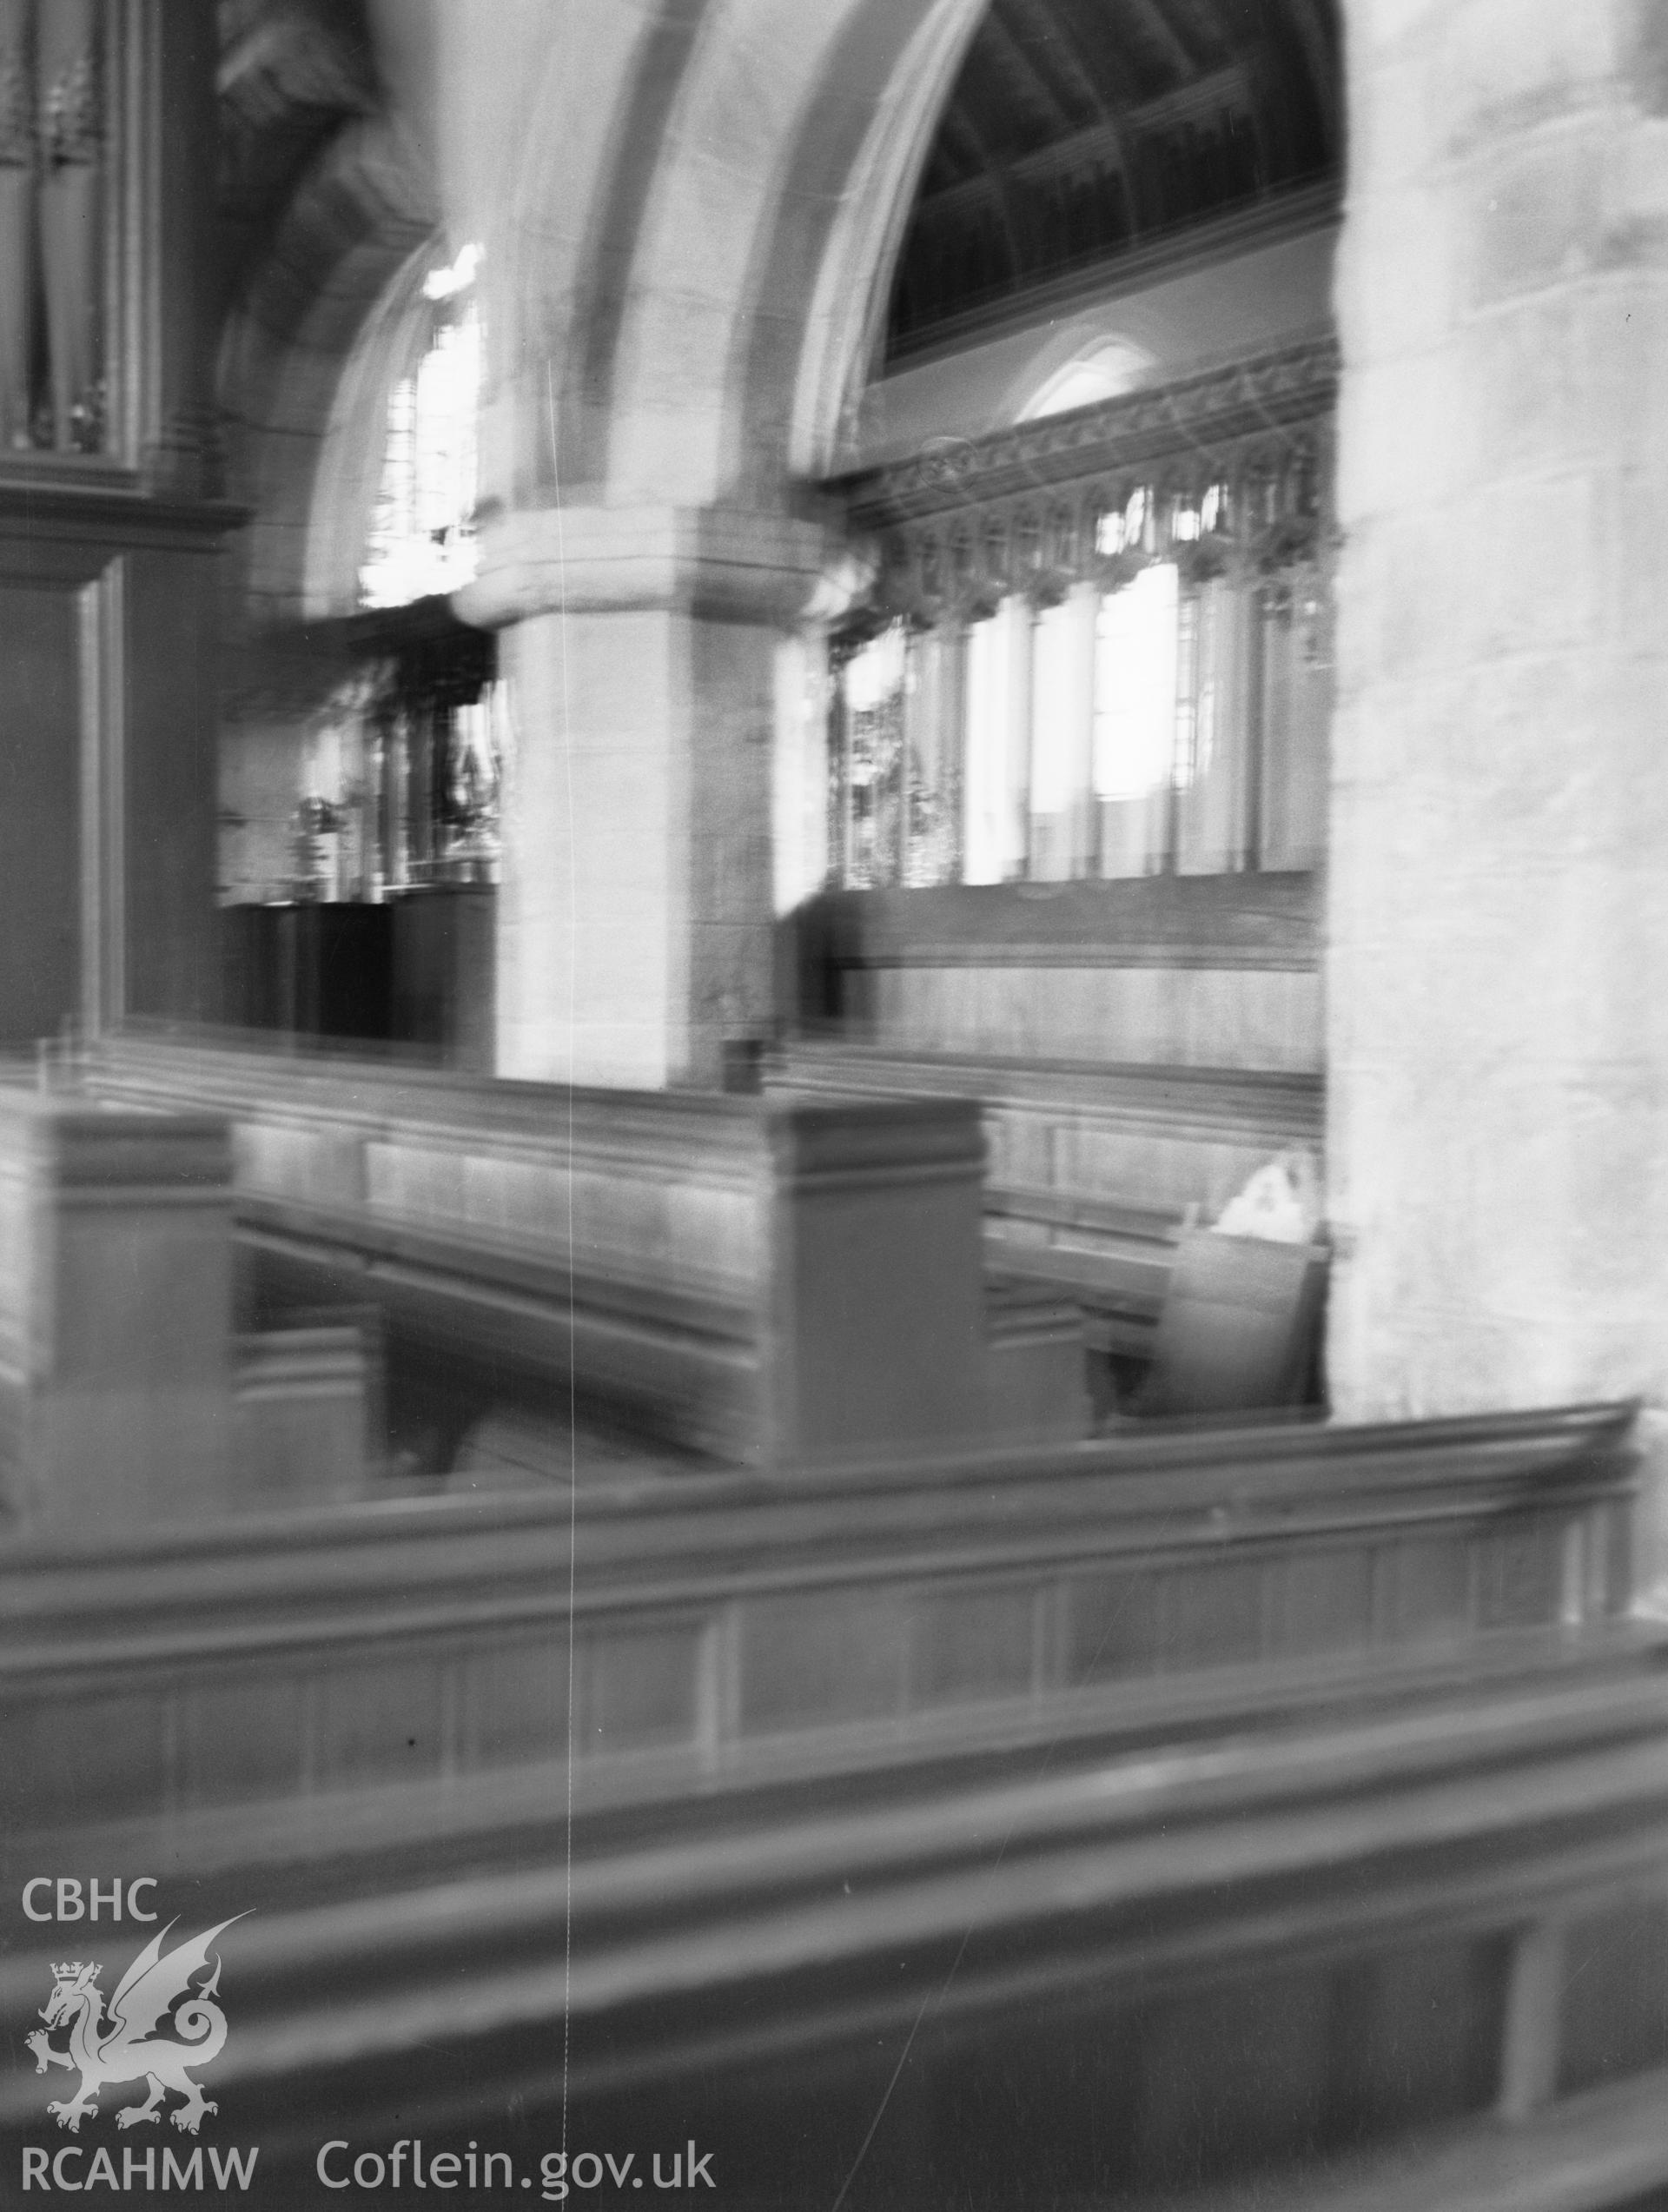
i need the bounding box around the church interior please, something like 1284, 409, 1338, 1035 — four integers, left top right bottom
3, 0, 1668, 2203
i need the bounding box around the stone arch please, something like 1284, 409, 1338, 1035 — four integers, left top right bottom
216, 114, 436, 631
768, 0, 990, 481
410, 1, 745, 518
576, 0, 1343, 518
585, 0, 989, 510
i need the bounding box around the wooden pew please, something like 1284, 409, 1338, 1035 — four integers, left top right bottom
771, 1039, 1322, 1221
771, 1042, 1325, 1390
0, 1398, 1628, 1831
0, 1403, 1656, 2205
0, 1082, 374, 1532
0, 1398, 1633, 1834
984, 1184, 1186, 1356
82, 1029, 1087, 1466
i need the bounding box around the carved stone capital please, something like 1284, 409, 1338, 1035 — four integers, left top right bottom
455, 503, 840, 629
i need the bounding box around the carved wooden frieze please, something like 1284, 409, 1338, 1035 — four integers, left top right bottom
832, 337, 1339, 632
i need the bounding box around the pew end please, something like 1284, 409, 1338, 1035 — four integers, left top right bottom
985, 1275, 1093, 1441
234, 1321, 376, 1507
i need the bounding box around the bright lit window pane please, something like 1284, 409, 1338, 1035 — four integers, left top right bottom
962, 616, 1004, 884
1029, 601, 1076, 816
844, 625, 906, 713
1094, 564, 1180, 801
361, 265, 483, 610
841, 626, 907, 890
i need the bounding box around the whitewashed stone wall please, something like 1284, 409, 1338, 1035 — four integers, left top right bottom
1327, 0, 1668, 1482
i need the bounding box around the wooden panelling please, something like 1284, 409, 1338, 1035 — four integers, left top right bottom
312, 1652, 447, 1790
1328, 1936, 1509, 2139
0, 1691, 169, 1826
0, 492, 235, 1049
739, 1591, 909, 1735
6, 1645, 1668, 2204
581, 1622, 705, 1757
459, 1637, 569, 1772
1268, 1546, 1375, 1658
176, 1671, 311, 1808
772, 1038, 1322, 1221
0, 1405, 1662, 2202
1383, 1534, 1476, 1646
124, 546, 220, 1026
1064, 1566, 1162, 1683
1162, 1555, 1266, 1669
0, 579, 83, 1043
910, 1582, 1037, 1705
1479, 1513, 1565, 1630
787, 874, 1323, 1076
1134, 1968, 1336, 2187
796, 872, 1320, 974
862, 960, 1325, 1071
0, 1401, 1639, 1832
1558, 1892, 1668, 2098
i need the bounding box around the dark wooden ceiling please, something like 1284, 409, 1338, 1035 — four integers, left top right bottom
889, 0, 1342, 357
212, 1, 1342, 377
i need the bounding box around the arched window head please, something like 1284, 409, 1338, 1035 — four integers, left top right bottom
1019, 340, 1149, 423
422, 242, 480, 304
359, 244, 484, 610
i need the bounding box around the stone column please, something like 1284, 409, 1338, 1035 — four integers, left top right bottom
460, 504, 828, 1089
1327, 0, 1668, 1487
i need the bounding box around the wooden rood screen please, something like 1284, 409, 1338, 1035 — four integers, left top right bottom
826, 337, 1337, 890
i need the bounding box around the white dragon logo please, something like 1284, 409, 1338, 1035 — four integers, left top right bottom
25, 1918, 245, 2136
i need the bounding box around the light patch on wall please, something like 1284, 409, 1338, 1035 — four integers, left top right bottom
423, 242, 482, 302
1095, 563, 1181, 802
1019, 340, 1148, 422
